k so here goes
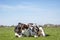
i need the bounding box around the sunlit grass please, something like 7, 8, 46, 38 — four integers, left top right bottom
0, 27, 60, 40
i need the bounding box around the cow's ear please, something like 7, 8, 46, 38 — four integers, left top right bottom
27, 24, 29, 27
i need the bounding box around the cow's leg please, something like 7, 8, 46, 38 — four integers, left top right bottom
39, 27, 45, 36
33, 32, 38, 37
34, 35, 38, 37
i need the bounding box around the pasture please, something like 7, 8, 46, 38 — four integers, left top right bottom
0, 27, 60, 40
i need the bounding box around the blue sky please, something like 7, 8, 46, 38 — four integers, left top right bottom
0, 0, 60, 25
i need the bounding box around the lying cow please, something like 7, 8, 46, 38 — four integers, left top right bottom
27, 23, 46, 37
14, 23, 46, 37
14, 23, 29, 37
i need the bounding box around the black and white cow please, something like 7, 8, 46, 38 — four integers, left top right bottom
14, 23, 29, 37
27, 23, 46, 37
14, 23, 45, 37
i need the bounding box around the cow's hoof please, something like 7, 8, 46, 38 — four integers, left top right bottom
34, 35, 38, 37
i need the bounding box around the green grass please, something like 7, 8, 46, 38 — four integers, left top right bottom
0, 27, 60, 40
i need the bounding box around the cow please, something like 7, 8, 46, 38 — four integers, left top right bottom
14, 23, 46, 37
27, 23, 46, 37
14, 23, 29, 37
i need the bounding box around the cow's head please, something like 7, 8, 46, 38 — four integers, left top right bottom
14, 22, 29, 37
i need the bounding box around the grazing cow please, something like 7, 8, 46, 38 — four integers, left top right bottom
14, 23, 46, 37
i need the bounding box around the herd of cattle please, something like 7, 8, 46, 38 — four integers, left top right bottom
14, 23, 46, 37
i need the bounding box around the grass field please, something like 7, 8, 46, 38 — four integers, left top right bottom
0, 27, 60, 40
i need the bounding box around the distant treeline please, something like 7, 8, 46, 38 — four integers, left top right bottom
43, 24, 60, 27
0, 24, 60, 27
0, 25, 15, 27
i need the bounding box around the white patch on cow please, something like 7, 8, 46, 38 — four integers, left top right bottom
15, 33, 22, 37
32, 23, 36, 26
34, 35, 38, 37
18, 35, 22, 38
22, 30, 25, 33
15, 33, 18, 36
39, 27, 45, 36
30, 27, 33, 30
